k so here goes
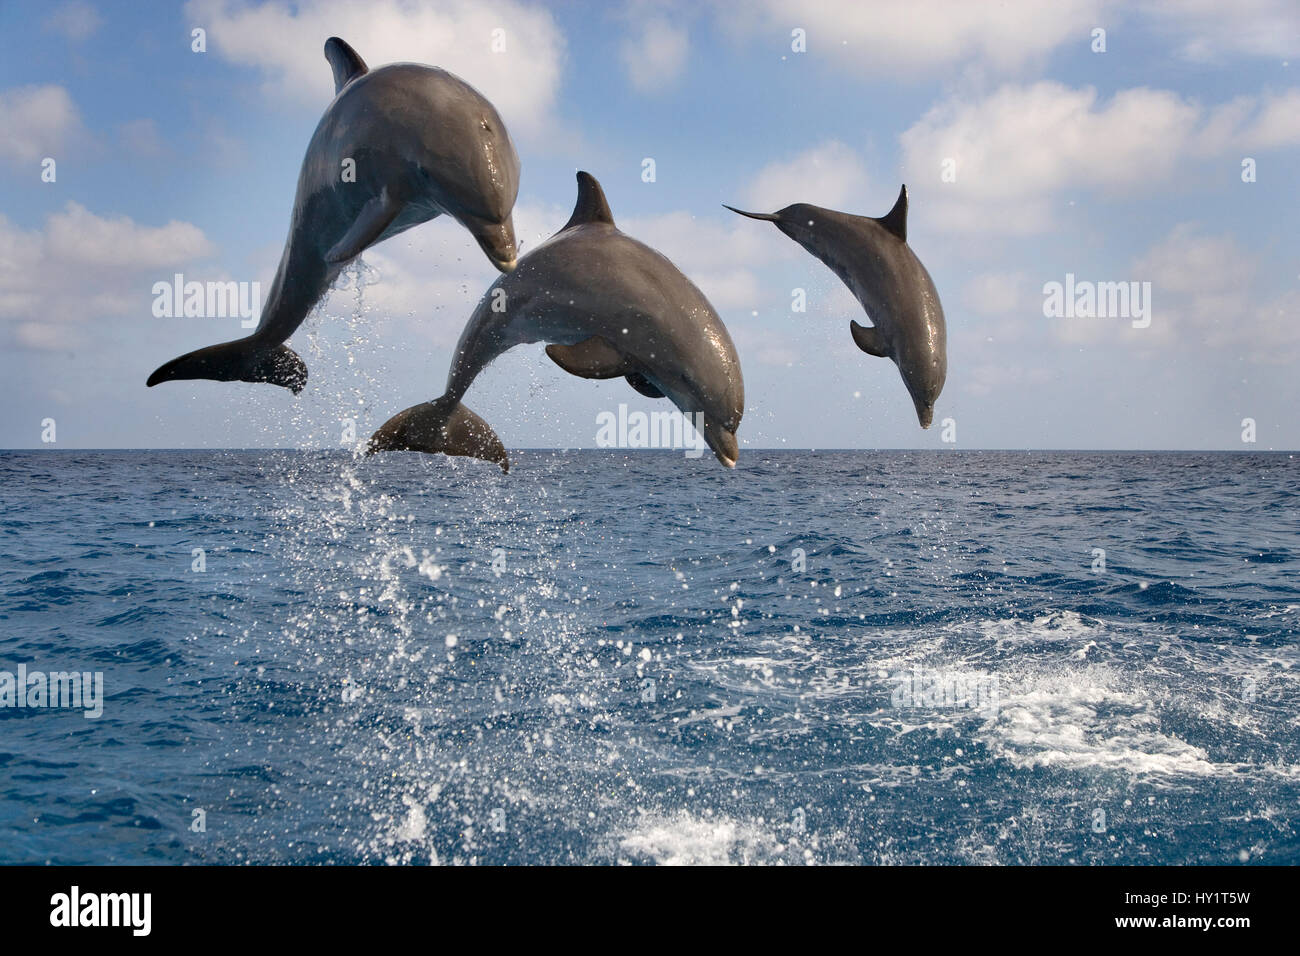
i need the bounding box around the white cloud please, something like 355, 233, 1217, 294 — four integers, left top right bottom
0, 204, 216, 349
43, 1, 102, 42
1134, 223, 1256, 299
1127, 223, 1298, 360
15, 322, 80, 351
1239, 89, 1300, 149
743, 140, 871, 211
1023, 223, 1300, 362
621, 18, 689, 93
729, 326, 800, 367
963, 271, 1033, 317
716, 1, 1298, 77
620, 209, 786, 310
901, 83, 1300, 233
0, 85, 83, 166
1244, 291, 1300, 365
718, 0, 1108, 75
903, 83, 1194, 200
183, 0, 566, 140
1138, 0, 1300, 62
45, 204, 214, 269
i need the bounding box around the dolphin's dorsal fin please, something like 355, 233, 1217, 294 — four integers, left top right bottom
562, 172, 615, 230
874, 184, 908, 242
325, 37, 369, 95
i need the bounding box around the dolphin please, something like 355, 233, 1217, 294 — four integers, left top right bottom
146, 36, 520, 394
367, 171, 745, 471
724, 186, 946, 428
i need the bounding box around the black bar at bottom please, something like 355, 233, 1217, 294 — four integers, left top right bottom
0, 865, 1282, 941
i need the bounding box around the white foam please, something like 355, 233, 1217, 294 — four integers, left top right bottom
974, 664, 1283, 778
617, 811, 790, 866
976, 610, 1104, 649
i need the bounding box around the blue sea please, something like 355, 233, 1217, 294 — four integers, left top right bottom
1, 449, 1296, 865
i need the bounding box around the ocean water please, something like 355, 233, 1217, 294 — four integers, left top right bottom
0, 449, 1296, 865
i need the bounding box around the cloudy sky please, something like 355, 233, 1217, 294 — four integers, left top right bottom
1, 0, 1297, 451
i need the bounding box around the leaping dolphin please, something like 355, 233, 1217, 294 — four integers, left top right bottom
146, 36, 520, 394
724, 186, 946, 428
367, 172, 745, 471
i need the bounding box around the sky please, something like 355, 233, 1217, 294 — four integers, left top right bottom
0, 0, 1297, 451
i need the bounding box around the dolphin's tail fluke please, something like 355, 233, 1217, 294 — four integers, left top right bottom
366, 396, 509, 472
146, 338, 308, 394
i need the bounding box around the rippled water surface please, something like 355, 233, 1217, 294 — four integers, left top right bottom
1, 450, 1296, 864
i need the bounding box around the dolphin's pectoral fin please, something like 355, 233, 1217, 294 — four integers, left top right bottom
850, 320, 889, 358
366, 397, 509, 472
625, 372, 665, 398
544, 337, 628, 379
324, 37, 369, 95
325, 190, 402, 263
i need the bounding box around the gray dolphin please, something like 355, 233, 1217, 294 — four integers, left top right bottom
367, 171, 745, 471
147, 36, 520, 394
724, 186, 946, 428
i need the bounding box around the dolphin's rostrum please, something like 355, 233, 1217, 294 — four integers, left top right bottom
368, 172, 745, 470
725, 186, 946, 428
146, 37, 520, 394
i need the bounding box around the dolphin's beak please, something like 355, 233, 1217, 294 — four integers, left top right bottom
705, 424, 739, 469
464, 215, 518, 273
722, 204, 781, 222
916, 402, 935, 429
